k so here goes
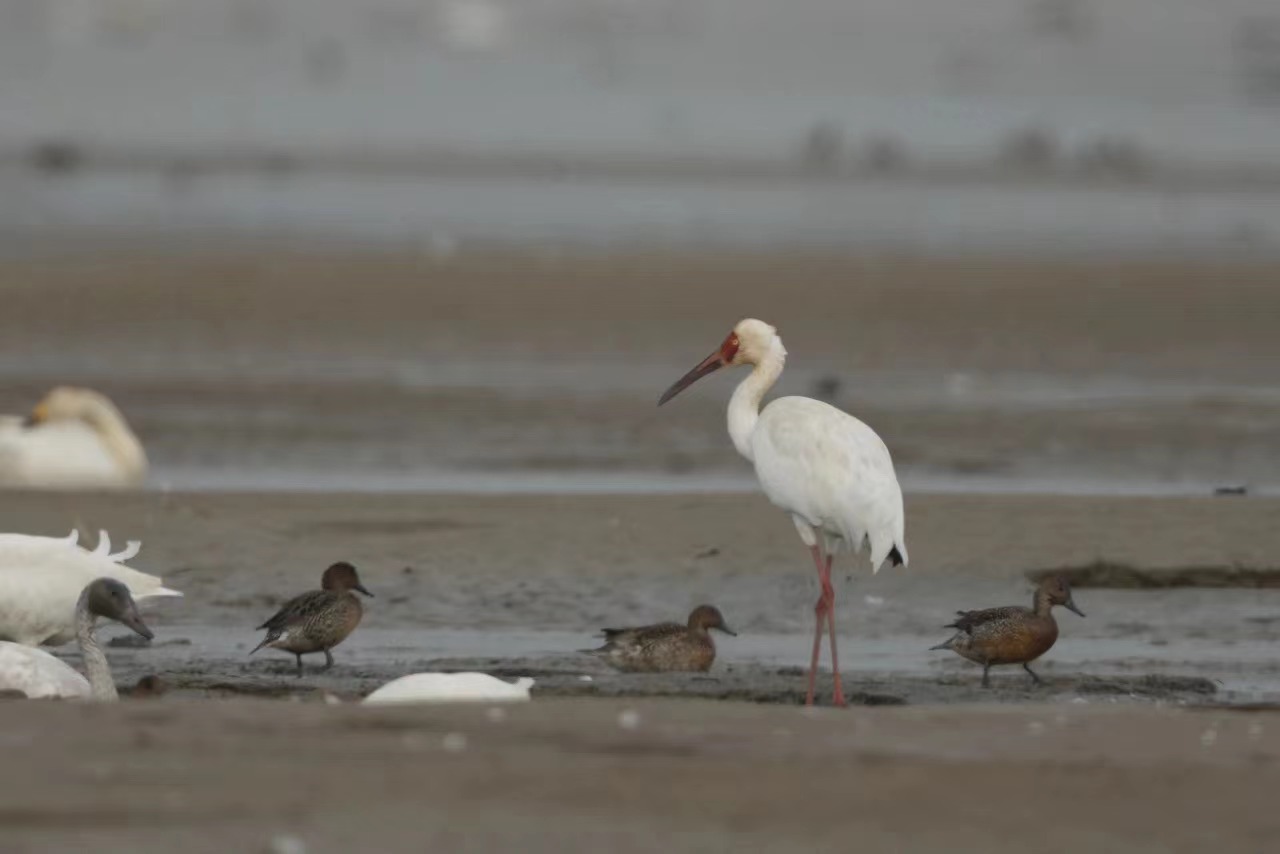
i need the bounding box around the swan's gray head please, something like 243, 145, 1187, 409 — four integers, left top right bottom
84, 578, 154, 640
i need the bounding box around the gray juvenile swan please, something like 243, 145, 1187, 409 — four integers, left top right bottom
0, 578, 155, 700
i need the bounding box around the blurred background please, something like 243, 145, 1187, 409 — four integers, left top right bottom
2, 0, 1280, 495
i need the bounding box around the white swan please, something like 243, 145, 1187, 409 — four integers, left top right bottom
0, 578, 155, 700
0, 530, 181, 646
0, 386, 148, 489
363, 673, 535, 705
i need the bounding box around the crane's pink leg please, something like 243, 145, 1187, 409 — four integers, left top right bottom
806, 545, 843, 706
806, 545, 825, 706
823, 553, 848, 707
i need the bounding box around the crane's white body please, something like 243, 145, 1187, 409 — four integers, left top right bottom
363, 673, 535, 705
0, 530, 180, 646
725, 326, 907, 570
0, 642, 91, 699
659, 318, 907, 706
0, 388, 148, 489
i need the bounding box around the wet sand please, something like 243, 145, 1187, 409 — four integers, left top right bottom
3, 477, 1280, 851
4, 249, 1280, 849
5, 489, 1279, 708
3, 697, 1278, 852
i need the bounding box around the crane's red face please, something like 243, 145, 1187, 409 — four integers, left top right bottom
658, 332, 740, 405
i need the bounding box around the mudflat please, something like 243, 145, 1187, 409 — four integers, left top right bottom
1, 697, 1276, 852
3, 250, 1280, 489
3, 248, 1280, 850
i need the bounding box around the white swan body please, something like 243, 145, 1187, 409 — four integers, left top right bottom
0, 643, 91, 698
0, 387, 148, 489
363, 673, 535, 705
0, 530, 181, 646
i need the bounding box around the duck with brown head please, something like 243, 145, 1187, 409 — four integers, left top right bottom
930, 575, 1085, 687
584, 604, 737, 673
251, 562, 373, 678
0, 577, 154, 700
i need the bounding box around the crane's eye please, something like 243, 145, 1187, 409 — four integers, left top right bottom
720, 333, 740, 362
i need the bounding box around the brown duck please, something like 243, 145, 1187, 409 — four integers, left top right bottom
251, 562, 372, 677
930, 575, 1084, 687
585, 605, 736, 673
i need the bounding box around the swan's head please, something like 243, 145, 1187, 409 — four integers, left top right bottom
83, 578, 154, 640
24, 386, 129, 431
658, 319, 785, 405
687, 604, 737, 636
321, 561, 373, 597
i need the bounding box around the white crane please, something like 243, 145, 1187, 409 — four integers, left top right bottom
659, 318, 907, 706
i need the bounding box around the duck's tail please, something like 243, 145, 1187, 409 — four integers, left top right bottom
929, 636, 958, 651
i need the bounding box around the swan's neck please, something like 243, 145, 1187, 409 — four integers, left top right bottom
75, 596, 117, 701
91, 412, 147, 482
727, 339, 786, 461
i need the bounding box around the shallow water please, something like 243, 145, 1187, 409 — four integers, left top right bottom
80, 618, 1280, 706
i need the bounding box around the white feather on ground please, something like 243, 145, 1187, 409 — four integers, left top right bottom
362, 673, 535, 705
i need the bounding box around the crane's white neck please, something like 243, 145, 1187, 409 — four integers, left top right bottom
74, 593, 118, 701
727, 337, 786, 461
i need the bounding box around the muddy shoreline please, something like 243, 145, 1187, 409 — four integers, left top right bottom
5, 490, 1278, 710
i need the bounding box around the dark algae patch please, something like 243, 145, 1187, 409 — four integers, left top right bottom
1027, 562, 1280, 589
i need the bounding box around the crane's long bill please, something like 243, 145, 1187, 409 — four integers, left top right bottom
658, 350, 724, 405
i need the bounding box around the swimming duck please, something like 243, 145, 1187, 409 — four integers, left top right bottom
930, 575, 1085, 687
251, 562, 372, 677
0, 578, 154, 700
0, 386, 148, 489
585, 604, 736, 673
0, 529, 180, 646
